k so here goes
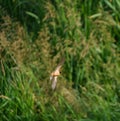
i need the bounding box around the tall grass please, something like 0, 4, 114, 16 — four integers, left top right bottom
0, 0, 120, 121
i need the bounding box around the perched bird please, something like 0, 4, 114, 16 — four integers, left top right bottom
50, 58, 65, 90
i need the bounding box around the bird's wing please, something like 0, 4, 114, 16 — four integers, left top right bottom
51, 76, 58, 90
54, 58, 65, 72
50, 75, 53, 81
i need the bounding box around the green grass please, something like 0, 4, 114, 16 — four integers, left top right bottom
0, 0, 120, 121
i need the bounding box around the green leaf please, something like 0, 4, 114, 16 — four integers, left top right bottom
26, 11, 40, 24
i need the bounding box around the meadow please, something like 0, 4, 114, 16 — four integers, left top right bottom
0, 0, 120, 121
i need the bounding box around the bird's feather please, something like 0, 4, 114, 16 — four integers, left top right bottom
54, 58, 65, 71
51, 76, 58, 90
50, 57, 65, 90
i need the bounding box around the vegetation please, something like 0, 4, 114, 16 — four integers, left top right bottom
0, 0, 120, 121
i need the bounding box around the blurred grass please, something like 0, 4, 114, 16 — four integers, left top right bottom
0, 0, 120, 121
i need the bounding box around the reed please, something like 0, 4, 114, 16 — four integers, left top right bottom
0, 0, 120, 121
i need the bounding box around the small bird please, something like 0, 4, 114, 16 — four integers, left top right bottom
50, 58, 65, 90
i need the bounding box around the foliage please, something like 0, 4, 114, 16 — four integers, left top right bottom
0, 0, 120, 121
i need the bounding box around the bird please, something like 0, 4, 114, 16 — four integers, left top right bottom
50, 58, 65, 90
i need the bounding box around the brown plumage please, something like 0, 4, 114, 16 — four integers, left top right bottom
50, 58, 65, 90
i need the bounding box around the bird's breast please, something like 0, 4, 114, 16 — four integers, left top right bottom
51, 70, 60, 76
